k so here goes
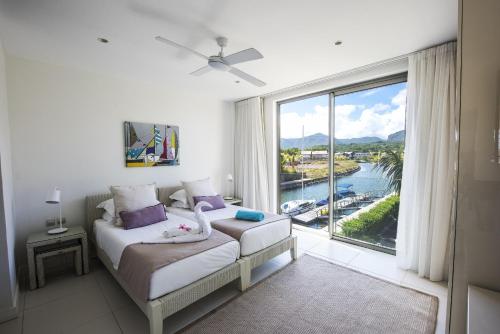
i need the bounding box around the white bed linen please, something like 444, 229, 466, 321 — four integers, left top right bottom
94, 218, 239, 299
166, 205, 291, 256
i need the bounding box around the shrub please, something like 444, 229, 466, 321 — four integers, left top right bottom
341, 195, 400, 237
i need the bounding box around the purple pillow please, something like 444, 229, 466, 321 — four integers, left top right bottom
119, 203, 167, 230
193, 195, 226, 212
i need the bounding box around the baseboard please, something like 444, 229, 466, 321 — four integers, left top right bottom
0, 282, 19, 324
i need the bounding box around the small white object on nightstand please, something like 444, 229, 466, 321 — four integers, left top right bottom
46, 187, 68, 234
224, 173, 234, 200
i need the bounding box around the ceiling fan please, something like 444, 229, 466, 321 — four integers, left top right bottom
155, 36, 266, 87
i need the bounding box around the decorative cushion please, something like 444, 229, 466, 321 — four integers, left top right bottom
182, 178, 217, 209
169, 189, 189, 205
120, 203, 167, 230
110, 184, 158, 226
193, 195, 226, 212
171, 200, 190, 209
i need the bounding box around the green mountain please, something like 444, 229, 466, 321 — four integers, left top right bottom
280, 131, 404, 149
387, 130, 405, 142
281, 133, 383, 149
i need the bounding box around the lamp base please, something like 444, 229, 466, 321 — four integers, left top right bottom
48, 227, 68, 235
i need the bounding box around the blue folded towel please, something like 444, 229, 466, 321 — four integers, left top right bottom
235, 210, 265, 222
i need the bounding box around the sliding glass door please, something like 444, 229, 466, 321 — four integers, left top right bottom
278, 94, 330, 231
331, 78, 407, 253
278, 74, 407, 253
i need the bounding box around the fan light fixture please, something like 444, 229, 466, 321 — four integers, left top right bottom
155, 35, 266, 87
208, 57, 230, 71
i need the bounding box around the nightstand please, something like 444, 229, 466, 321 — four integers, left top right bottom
26, 225, 89, 289
224, 198, 242, 206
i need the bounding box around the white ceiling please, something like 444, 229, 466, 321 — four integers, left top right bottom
0, 0, 457, 101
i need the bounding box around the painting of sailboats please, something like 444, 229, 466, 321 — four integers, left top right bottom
124, 121, 180, 167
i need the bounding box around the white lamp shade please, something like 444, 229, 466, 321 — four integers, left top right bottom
46, 188, 61, 204
226, 174, 233, 182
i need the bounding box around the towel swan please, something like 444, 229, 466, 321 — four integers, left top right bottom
159, 201, 213, 244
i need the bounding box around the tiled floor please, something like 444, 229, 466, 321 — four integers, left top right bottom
0, 228, 448, 334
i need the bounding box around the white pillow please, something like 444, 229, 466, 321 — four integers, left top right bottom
182, 178, 217, 209
171, 200, 190, 209
97, 199, 115, 220
110, 184, 158, 226
102, 211, 114, 222
169, 189, 188, 205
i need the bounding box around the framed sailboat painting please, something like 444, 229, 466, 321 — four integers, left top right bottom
124, 121, 180, 167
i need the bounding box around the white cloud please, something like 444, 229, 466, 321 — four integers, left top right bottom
371, 103, 391, 113
280, 104, 329, 138
335, 104, 357, 118
392, 88, 407, 106
280, 89, 407, 140
361, 88, 380, 97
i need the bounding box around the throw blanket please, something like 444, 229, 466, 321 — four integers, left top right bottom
117, 229, 236, 301
212, 213, 289, 240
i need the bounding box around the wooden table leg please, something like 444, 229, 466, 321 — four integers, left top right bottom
27, 245, 37, 290
35, 256, 46, 288
81, 236, 89, 274
75, 247, 82, 276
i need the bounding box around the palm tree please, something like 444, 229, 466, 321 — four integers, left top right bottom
374, 149, 404, 194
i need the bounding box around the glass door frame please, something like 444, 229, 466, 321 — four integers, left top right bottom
329, 74, 407, 254
277, 72, 408, 254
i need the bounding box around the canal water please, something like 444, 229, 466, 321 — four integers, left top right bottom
280, 162, 390, 205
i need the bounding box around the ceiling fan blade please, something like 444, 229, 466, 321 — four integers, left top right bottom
190, 66, 212, 76
223, 48, 263, 65
155, 36, 208, 60
229, 67, 266, 87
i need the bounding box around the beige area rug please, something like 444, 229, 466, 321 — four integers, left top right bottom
182, 255, 438, 334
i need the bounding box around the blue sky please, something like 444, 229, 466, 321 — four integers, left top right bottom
280, 82, 407, 139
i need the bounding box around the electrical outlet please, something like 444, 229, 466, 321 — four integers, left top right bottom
46, 218, 66, 227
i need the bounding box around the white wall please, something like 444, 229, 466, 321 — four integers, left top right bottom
262, 59, 408, 212
6, 56, 234, 261
0, 39, 17, 320
449, 0, 500, 332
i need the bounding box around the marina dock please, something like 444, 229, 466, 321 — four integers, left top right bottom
291, 192, 383, 225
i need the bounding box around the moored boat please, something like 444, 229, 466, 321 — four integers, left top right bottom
280, 199, 316, 216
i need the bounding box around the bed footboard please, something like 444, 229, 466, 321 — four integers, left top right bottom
97, 247, 240, 334
238, 235, 297, 291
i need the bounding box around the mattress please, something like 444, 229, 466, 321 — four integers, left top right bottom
94, 218, 239, 299
166, 205, 291, 256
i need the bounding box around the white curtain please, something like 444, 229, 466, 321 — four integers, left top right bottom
234, 97, 270, 211
397, 42, 457, 281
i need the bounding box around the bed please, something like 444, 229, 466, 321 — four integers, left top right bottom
166, 202, 296, 291
85, 187, 297, 334
94, 218, 239, 299
166, 204, 291, 256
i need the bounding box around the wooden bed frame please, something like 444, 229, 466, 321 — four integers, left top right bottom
85, 186, 297, 334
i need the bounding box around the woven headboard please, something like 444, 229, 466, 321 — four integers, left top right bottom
85, 186, 182, 243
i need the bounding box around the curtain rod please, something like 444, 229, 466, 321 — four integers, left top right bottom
257, 39, 457, 99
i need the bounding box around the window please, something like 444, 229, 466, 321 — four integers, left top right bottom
278, 75, 407, 253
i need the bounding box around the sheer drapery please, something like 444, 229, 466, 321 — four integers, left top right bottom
234, 97, 270, 211
397, 42, 457, 281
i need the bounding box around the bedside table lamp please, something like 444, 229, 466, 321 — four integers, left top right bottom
46, 187, 67, 234
224, 174, 234, 200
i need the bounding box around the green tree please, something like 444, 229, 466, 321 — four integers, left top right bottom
374, 149, 404, 194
